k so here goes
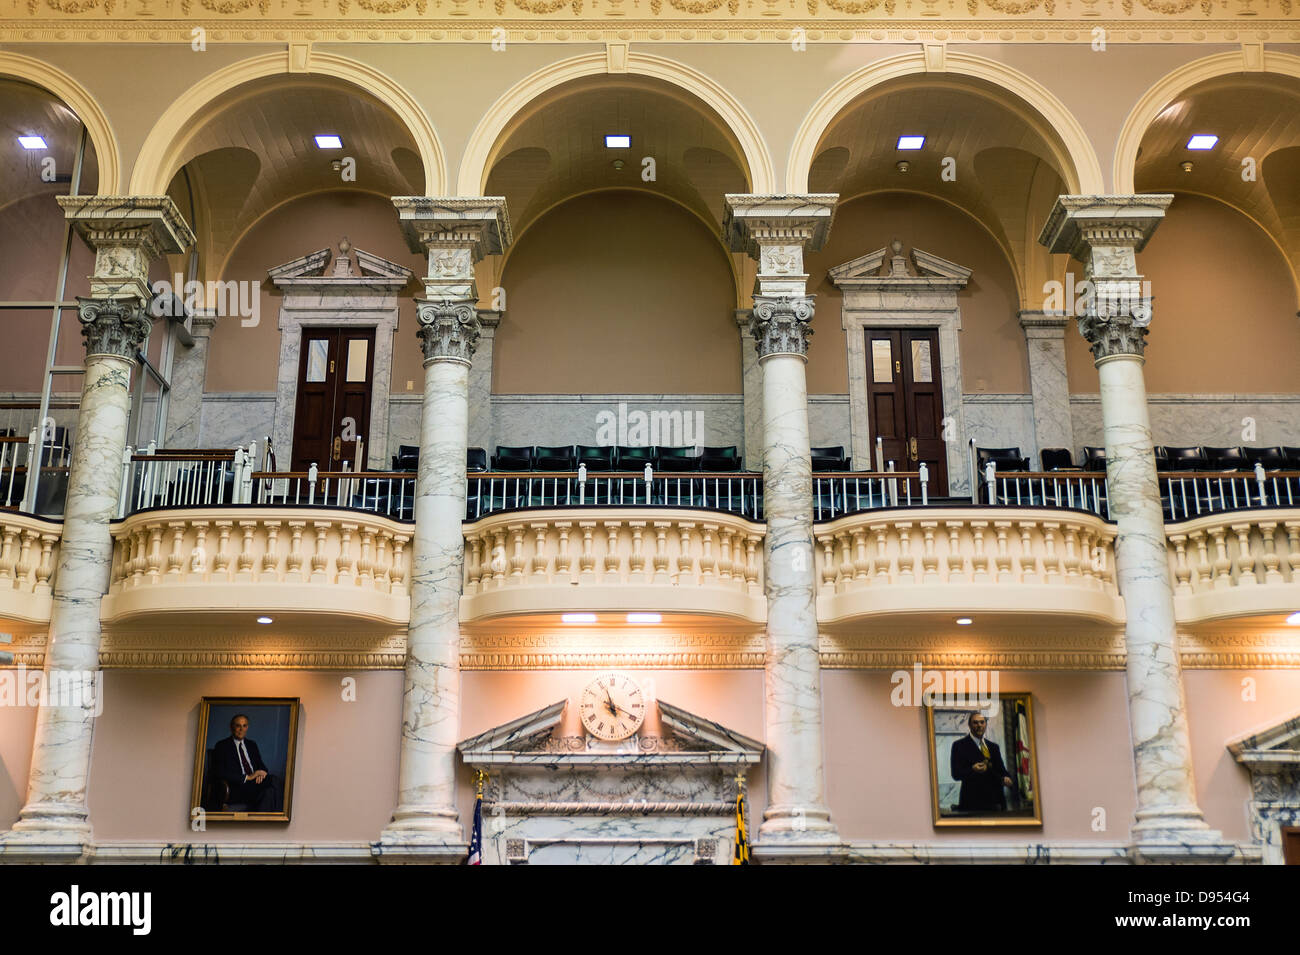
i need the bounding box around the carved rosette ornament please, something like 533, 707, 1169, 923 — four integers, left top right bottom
77, 297, 151, 360
750, 295, 814, 359
415, 299, 480, 364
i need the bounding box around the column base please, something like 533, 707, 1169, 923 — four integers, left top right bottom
756, 804, 843, 855
1128, 807, 1238, 864
374, 804, 465, 862
0, 806, 93, 861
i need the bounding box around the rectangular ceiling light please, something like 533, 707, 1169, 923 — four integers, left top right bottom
605, 134, 631, 148
1186, 134, 1219, 150
627, 613, 662, 624
18, 136, 47, 150
561, 613, 597, 624
314, 134, 344, 149
897, 135, 926, 150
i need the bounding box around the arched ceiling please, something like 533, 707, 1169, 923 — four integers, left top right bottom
808, 75, 1072, 303
0, 77, 99, 214
166, 76, 424, 282
483, 75, 749, 240
1135, 74, 1300, 293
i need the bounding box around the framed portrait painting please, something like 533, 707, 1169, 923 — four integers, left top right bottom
191, 697, 300, 823
926, 693, 1041, 827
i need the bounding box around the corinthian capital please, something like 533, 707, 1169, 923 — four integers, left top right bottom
751, 295, 814, 359
77, 297, 151, 359
1077, 312, 1148, 362
416, 299, 480, 364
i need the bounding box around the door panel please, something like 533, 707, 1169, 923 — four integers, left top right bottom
864, 328, 949, 496
291, 328, 375, 474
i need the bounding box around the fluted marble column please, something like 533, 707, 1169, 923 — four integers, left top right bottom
378, 198, 510, 859
1040, 196, 1230, 861
724, 195, 840, 849
1, 197, 191, 854
1018, 310, 1074, 463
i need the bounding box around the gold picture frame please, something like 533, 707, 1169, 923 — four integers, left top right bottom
190, 697, 300, 823
926, 693, 1042, 828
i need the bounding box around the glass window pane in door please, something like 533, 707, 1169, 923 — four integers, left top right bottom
911, 338, 933, 383
871, 339, 892, 383
306, 339, 329, 383
345, 339, 369, 383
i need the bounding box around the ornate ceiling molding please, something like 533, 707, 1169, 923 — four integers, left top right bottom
1, 14, 1297, 44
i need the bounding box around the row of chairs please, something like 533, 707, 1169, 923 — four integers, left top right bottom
980, 445, 1300, 475
393, 445, 745, 473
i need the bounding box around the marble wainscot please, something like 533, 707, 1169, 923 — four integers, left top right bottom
459, 700, 762, 865
199, 392, 276, 451
1228, 711, 1300, 866
1070, 393, 1300, 452
267, 239, 413, 469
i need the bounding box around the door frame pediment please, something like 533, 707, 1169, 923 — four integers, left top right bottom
830, 241, 972, 495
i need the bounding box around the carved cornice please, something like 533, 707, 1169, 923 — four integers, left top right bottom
4, 11, 1297, 44
751, 294, 814, 360
96, 628, 407, 669
415, 298, 480, 364
78, 296, 152, 360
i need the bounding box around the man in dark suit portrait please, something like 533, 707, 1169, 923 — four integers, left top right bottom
212, 713, 282, 812
949, 712, 1013, 812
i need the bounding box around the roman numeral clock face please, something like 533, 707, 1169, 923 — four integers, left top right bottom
579, 674, 646, 741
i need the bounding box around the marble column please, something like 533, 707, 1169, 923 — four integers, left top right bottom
1, 197, 192, 855
378, 198, 510, 860
736, 308, 762, 470
724, 195, 840, 850
468, 308, 500, 455
1040, 196, 1231, 862
1018, 310, 1074, 464
164, 312, 217, 449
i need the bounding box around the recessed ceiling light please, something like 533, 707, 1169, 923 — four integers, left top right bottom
18, 136, 46, 150
627, 613, 661, 624
562, 613, 597, 624
256, 616, 273, 625
605, 134, 630, 148
1286, 611, 1300, 626
1186, 134, 1218, 150
897, 135, 926, 150
314, 134, 343, 149
955, 617, 973, 626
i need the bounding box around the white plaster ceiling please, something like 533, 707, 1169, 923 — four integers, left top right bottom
0, 78, 100, 216
1135, 74, 1300, 289
807, 75, 1071, 301
167, 76, 424, 281
483, 75, 750, 240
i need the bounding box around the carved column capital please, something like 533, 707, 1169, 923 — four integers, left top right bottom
750, 295, 815, 360
77, 297, 152, 360
415, 298, 480, 364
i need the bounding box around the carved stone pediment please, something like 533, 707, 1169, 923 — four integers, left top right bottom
1228, 711, 1300, 773
458, 699, 762, 864
1227, 710, 1300, 865
267, 238, 413, 293
828, 239, 972, 290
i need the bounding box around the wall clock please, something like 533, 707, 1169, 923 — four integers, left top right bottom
579, 673, 647, 741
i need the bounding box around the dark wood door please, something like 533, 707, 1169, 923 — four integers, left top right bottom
291, 327, 375, 474
864, 328, 948, 497
1285, 826, 1300, 865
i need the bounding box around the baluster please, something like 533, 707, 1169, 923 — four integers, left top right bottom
145, 524, 165, 584
970, 521, 989, 583
286, 521, 306, 583
34, 534, 56, 595
716, 526, 734, 583
1208, 526, 1231, 590
1284, 522, 1300, 582
165, 521, 187, 582
336, 523, 357, 585
836, 531, 854, 591
942, 521, 965, 584
1168, 533, 1192, 595
1041, 522, 1061, 582
264, 521, 284, 583
675, 523, 695, 586
309, 522, 329, 584
699, 524, 718, 582
1016, 522, 1039, 584
530, 523, 550, 581
1257, 521, 1283, 585
463, 533, 483, 593
0, 527, 17, 584
234, 520, 257, 583
191, 521, 210, 578
507, 524, 526, 583
870, 522, 891, 583
602, 522, 622, 583
1229, 522, 1257, 587
629, 521, 648, 582
389, 534, 409, 595
356, 526, 375, 586
993, 520, 1013, 584
214, 521, 234, 581
578, 522, 597, 585
744, 533, 760, 594
1190, 529, 1211, 591
651, 522, 670, 585
896, 522, 915, 583
1061, 524, 1081, 579
852, 528, 870, 582
817, 533, 837, 594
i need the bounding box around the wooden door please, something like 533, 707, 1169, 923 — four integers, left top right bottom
291, 328, 375, 474
1285, 826, 1300, 865
864, 328, 948, 497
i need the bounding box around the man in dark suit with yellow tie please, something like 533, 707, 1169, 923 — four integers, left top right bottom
212, 713, 281, 811
949, 712, 1013, 812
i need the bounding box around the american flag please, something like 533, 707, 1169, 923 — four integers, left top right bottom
466, 788, 483, 865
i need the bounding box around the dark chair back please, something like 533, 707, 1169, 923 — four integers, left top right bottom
392, 444, 419, 471
492, 445, 534, 471
655, 446, 701, 472
701, 446, 741, 471
810, 446, 848, 472
466, 447, 488, 472
975, 447, 1029, 472
533, 445, 576, 470
1243, 446, 1286, 471
1163, 446, 1207, 471
1205, 446, 1247, 471
1082, 446, 1107, 472
576, 445, 615, 471
1282, 447, 1300, 470
1040, 448, 1074, 471
615, 446, 655, 470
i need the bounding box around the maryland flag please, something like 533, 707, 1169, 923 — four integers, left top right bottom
733, 776, 751, 865
1014, 700, 1034, 804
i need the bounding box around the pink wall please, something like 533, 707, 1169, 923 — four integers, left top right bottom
823, 669, 1138, 843
1184, 668, 1300, 843
0, 701, 38, 830
87, 669, 402, 843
